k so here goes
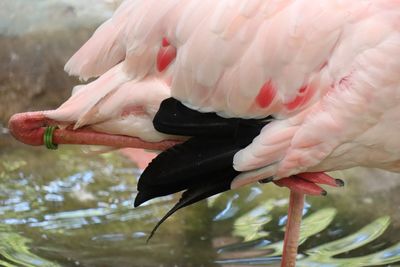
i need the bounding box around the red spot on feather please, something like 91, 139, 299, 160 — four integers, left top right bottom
285, 85, 314, 111
256, 80, 276, 108
157, 46, 176, 72
162, 37, 170, 47
298, 85, 307, 93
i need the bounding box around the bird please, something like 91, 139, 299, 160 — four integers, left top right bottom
8, 1, 400, 266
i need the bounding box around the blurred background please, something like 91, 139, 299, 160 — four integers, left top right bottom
1, 1, 400, 266
0, 0, 122, 128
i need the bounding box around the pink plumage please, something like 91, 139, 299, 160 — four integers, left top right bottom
49, 0, 400, 188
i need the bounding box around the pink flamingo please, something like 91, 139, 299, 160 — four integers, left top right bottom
8, 1, 400, 266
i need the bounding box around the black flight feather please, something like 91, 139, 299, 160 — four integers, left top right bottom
134, 136, 240, 207
153, 97, 241, 137
146, 167, 236, 242
134, 98, 271, 240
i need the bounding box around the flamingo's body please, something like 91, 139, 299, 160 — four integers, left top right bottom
50, 0, 400, 182
8, 1, 400, 266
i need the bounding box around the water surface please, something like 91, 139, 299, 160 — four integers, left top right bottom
1, 133, 400, 267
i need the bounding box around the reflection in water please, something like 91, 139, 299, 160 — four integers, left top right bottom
216, 207, 400, 266
0, 224, 59, 267
1, 137, 400, 266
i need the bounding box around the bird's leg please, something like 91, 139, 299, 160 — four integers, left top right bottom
8, 111, 180, 150
274, 173, 344, 267
281, 190, 304, 267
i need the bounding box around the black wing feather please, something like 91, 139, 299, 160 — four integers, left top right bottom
134, 137, 240, 207
134, 98, 270, 240
153, 97, 240, 137
146, 167, 236, 242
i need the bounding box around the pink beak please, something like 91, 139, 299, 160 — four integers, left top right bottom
8, 111, 181, 151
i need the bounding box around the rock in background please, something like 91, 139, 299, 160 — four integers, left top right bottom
0, 0, 122, 125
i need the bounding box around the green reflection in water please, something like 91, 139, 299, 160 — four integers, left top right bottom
299, 216, 400, 267
217, 207, 400, 266
233, 199, 275, 241
263, 208, 337, 256
307, 216, 390, 257
0, 224, 59, 267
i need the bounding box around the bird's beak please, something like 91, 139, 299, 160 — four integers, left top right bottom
8, 111, 181, 151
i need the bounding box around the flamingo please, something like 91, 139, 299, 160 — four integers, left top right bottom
8, 1, 400, 266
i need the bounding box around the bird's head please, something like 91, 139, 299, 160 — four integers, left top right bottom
8, 78, 183, 151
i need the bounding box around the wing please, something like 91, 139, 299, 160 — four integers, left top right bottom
66, 0, 400, 117
66, 0, 365, 118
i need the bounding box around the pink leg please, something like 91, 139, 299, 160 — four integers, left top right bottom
281, 191, 304, 267
275, 173, 344, 267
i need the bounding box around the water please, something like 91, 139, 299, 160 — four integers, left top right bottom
1, 133, 400, 267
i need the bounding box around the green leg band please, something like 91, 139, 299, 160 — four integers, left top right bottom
44, 126, 58, 150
